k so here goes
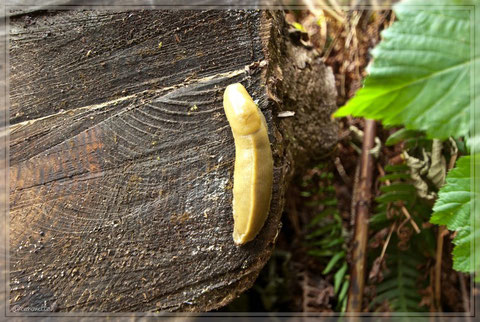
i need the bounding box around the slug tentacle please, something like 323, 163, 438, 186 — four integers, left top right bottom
223, 83, 273, 245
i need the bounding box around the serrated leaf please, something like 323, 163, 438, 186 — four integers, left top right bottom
452, 228, 474, 272
431, 155, 479, 273
334, 0, 478, 140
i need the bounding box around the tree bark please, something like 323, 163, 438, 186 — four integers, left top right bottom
8, 9, 337, 312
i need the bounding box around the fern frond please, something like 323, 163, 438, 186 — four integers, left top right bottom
370, 249, 425, 312
304, 165, 349, 312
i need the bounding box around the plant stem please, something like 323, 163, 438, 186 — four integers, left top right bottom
434, 225, 446, 310
347, 119, 376, 312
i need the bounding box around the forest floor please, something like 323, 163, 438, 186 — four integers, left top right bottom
220, 8, 473, 313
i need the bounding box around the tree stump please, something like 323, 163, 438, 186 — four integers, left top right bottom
9, 9, 337, 312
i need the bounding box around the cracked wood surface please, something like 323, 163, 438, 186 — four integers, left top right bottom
9, 9, 337, 312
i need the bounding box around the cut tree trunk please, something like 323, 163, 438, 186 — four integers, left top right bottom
9, 9, 337, 312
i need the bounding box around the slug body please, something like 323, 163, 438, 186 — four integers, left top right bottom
223, 83, 273, 245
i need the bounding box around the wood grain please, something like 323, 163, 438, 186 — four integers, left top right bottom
9, 9, 337, 312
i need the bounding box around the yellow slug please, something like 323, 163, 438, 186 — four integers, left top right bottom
223, 83, 273, 245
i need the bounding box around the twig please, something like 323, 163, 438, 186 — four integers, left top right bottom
380, 222, 396, 261
347, 119, 376, 312
377, 164, 390, 184
335, 156, 352, 186
399, 204, 421, 234
434, 225, 447, 310
396, 217, 410, 235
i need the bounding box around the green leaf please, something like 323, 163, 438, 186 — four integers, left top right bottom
375, 203, 388, 212
338, 279, 349, 303
306, 207, 338, 227
379, 173, 411, 182
375, 190, 416, 203
466, 133, 480, 154
300, 191, 312, 197
306, 223, 337, 240
307, 249, 335, 257
385, 164, 410, 172
431, 155, 479, 273
323, 198, 338, 206
322, 251, 346, 274
334, 0, 478, 140
369, 211, 389, 229
309, 237, 344, 248
334, 263, 348, 294
386, 128, 424, 146
379, 183, 417, 193
371, 250, 424, 312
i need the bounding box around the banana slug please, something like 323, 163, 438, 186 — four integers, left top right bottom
223, 83, 273, 245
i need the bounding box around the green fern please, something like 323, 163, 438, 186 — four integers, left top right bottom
333, 0, 478, 275
370, 163, 429, 232
368, 134, 435, 312
370, 247, 425, 312
303, 164, 349, 311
